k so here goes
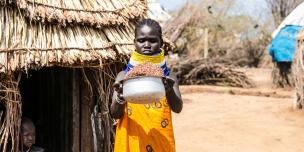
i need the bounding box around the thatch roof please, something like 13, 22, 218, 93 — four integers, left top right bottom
1, 0, 146, 27
0, 0, 147, 73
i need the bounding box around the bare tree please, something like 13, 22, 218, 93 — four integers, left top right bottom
266, 0, 303, 26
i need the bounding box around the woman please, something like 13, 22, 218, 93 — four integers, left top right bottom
111, 19, 183, 152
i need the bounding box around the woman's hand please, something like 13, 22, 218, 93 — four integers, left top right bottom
113, 81, 126, 104
111, 71, 127, 119
162, 73, 183, 113
162, 76, 175, 92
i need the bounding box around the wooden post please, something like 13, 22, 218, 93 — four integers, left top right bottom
80, 72, 94, 152
204, 28, 209, 58
72, 69, 80, 152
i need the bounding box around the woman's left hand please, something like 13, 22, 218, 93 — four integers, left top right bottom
162, 76, 175, 92
162, 73, 183, 113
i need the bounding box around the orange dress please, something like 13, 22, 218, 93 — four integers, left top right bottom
114, 97, 176, 152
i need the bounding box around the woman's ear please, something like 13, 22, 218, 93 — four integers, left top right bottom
162, 41, 174, 56
160, 38, 164, 47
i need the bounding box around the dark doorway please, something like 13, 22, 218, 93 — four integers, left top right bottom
19, 67, 76, 152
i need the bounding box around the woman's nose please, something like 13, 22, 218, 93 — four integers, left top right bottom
144, 41, 150, 47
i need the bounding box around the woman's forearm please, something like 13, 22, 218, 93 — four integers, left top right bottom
165, 73, 183, 113
166, 86, 183, 113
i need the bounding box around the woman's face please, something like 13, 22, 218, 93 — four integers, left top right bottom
135, 25, 162, 55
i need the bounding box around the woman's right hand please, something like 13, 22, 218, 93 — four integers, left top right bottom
111, 71, 127, 119
113, 81, 125, 103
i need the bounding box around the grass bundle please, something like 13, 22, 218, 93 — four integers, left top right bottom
0, 74, 22, 152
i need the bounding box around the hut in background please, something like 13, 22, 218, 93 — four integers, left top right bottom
269, 2, 304, 88
0, 0, 147, 151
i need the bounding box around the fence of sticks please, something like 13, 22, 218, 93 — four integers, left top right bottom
293, 30, 304, 110
169, 58, 255, 88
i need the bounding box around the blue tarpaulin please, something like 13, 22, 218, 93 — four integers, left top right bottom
269, 25, 302, 62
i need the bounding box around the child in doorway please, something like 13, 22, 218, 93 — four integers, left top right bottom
20, 117, 44, 152
111, 19, 183, 152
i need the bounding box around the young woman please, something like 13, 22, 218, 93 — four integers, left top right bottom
111, 19, 183, 152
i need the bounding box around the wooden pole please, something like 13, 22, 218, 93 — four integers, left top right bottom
204, 28, 209, 58
80, 71, 94, 152
72, 69, 80, 152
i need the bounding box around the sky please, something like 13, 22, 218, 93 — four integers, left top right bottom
158, 0, 271, 24
158, 0, 187, 11
231, 0, 269, 23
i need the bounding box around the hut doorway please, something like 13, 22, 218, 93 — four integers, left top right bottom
19, 67, 94, 152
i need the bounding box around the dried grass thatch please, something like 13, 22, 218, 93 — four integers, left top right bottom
293, 30, 304, 110
0, 0, 146, 27
0, 5, 140, 73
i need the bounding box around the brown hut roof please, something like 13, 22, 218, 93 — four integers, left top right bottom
2, 0, 147, 26
0, 0, 147, 73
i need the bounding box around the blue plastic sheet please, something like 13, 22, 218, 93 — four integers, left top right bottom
269, 25, 302, 62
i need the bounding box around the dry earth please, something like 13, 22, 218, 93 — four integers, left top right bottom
173, 68, 304, 152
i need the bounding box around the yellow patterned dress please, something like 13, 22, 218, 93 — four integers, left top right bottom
113, 51, 176, 152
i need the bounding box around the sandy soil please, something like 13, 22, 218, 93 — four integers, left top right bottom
173, 68, 304, 152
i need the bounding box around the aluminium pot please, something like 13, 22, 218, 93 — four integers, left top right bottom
122, 76, 166, 104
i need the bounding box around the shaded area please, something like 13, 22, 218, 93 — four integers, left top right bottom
19, 68, 75, 151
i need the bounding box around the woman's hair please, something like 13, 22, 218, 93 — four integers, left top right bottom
135, 18, 162, 38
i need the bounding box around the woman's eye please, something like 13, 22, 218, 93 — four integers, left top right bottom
150, 39, 157, 43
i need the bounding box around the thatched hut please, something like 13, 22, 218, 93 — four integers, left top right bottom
0, 0, 147, 151
293, 30, 304, 110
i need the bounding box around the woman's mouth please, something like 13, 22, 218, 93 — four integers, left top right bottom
142, 50, 152, 54
143, 49, 151, 52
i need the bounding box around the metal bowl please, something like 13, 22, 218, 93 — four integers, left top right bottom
122, 76, 166, 104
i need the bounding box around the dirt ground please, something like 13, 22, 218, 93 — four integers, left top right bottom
173, 68, 304, 152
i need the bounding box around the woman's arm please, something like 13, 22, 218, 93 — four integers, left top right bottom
164, 72, 183, 113
110, 71, 126, 119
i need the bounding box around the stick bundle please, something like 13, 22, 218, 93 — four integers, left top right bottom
0, 74, 22, 152
169, 58, 255, 88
